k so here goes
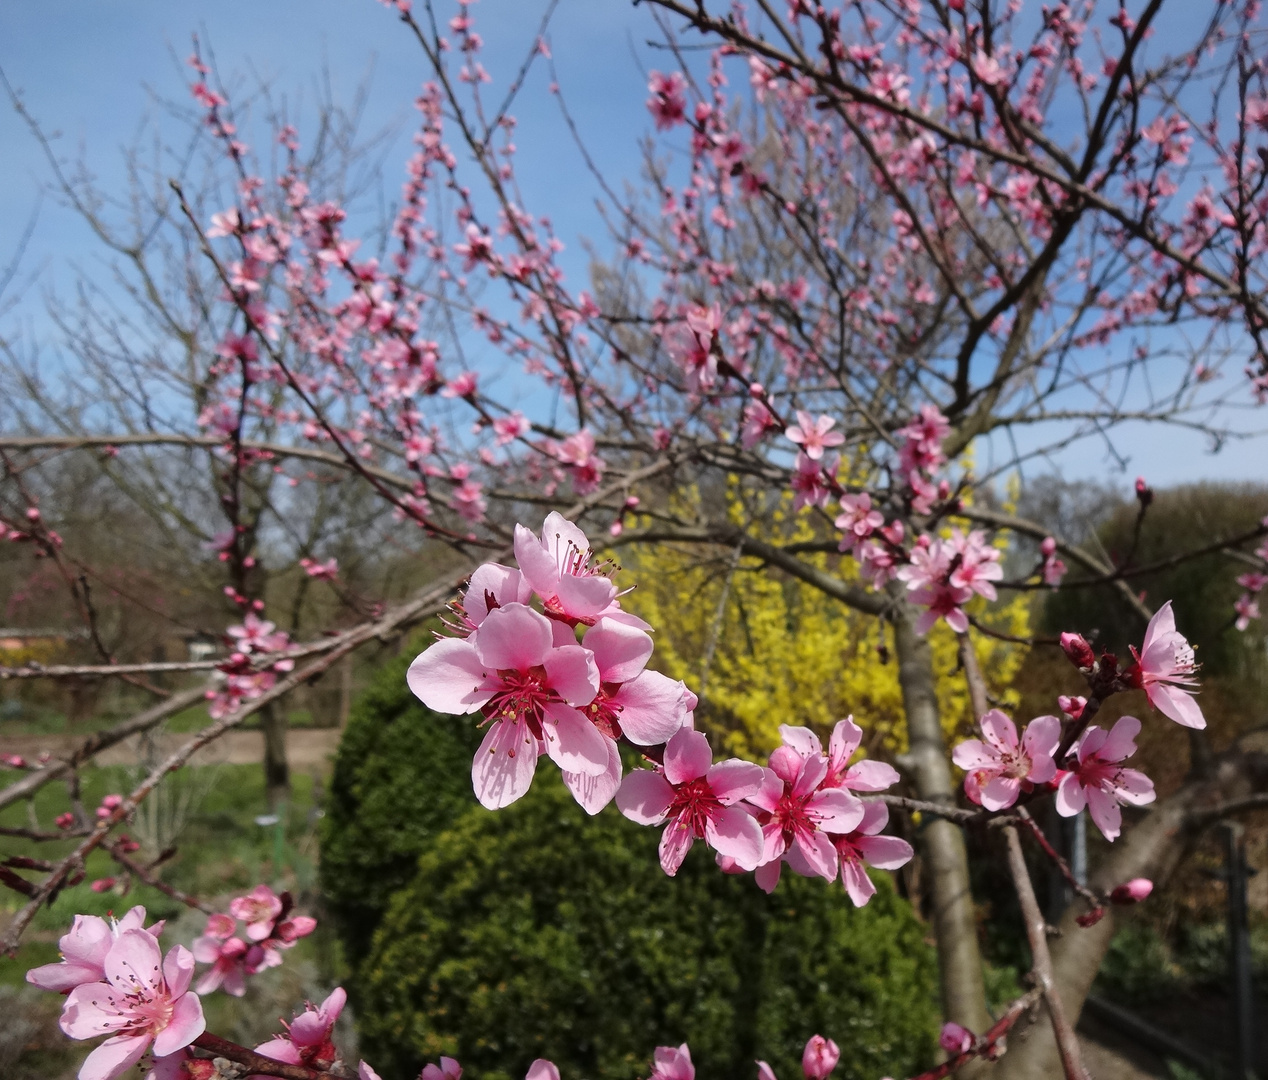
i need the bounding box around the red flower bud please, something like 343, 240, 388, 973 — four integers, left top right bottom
1060, 632, 1095, 669
1110, 878, 1153, 905
1075, 906, 1106, 928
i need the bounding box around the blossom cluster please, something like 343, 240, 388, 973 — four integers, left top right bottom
952, 602, 1205, 841
191, 884, 317, 996
205, 613, 296, 720
410, 513, 915, 903
409, 512, 695, 812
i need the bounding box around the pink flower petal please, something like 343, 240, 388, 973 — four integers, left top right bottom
840, 857, 876, 907
616, 768, 675, 825
1100, 715, 1142, 762
1086, 786, 1123, 841
162, 944, 195, 999
610, 671, 689, 745
1147, 683, 1206, 729
979, 709, 1019, 754
78, 1033, 152, 1080
465, 563, 529, 627
256, 1038, 304, 1065
513, 523, 562, 595
562, 736, 622, 814
153, 989, 205, 1057
951, 739, 997, 771
842, 759, 900, 792
555, 572, 618, 619
474, 603, 553, 671
542, 703, 609, 775
471, 718, 540, 809
793, 830, 839, 880
542, 644, 600, 706
526, 1060, 561, 1080
584, 619, 653, 683
755, 857, 782, 894
1114, 768, 1156, 806
1054, 772, 1086, 817
706, 758, 766, 803
407, 638, 489, 715
704, 806, 765, 870
977, 775, 1022, 811
807, 788, 865, 833
105, 929, 163, 995
857, 833, 914, 871
659, 820, 696, 876
746, 768, 784, 813
857, 800, 889, 835
664, 728, 712, 785
828, 717, 863, 770
777, 725, 822, 758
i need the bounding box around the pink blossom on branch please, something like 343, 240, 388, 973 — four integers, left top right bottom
27, 907, 164, 994
58, 931, 205, 1080
647, 1042, 695, 1080
407, 601, 606, 809
1055, 716, 1156, 841
616, 728, 766, 876
801, 1034, 840, 1079
255, 987, 346, 1073
421, 1057, 463, 1080
785, 411, 844, 461
1127, 601, 1205, 729
831, 800, 914, 908
952, 710, 1060, 811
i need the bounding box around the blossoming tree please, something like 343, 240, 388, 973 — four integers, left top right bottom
5, 1, 1268, 1078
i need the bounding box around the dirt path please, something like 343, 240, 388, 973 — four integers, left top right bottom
0, 727, 344, 769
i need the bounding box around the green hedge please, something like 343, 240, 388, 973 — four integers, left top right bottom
353, 773, 937, 1080
319, 650, 482, 963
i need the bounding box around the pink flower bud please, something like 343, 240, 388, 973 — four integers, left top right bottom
757, 1063, 779, 1080
90, 877, 118, 893
1059, 632, 1095, 669
25, 507, 40, 521
802, 1035, 840, 1080
1040, 536, 1057, 556
749, 382, 765, 396
939, 1022, 974, 1056
1057, 695, 1086, 720
1110, 878, 1153, 905
1135, 477, 1153, 507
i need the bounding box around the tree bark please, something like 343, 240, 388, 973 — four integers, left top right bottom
991, 731, 1268, 1079
261, 702, 290, 809
891, 594, 993, 1035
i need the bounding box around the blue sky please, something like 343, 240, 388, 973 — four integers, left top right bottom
1, 0, 1266, 491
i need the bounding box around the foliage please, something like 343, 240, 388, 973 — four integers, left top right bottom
320, 646, 482, 963
354, 770, 937, 1080
621, 489, 1031, 761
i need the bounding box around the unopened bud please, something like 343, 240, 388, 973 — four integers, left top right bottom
1076, 906, 1106, 928
1110, 878, 1153, 905
802, 1035, 840, 1080
1135, 476, 1153, 507
1040, 536, 1057, 557
1060, 632, 1095, 669
1057, 695, 1086, 720
749, 382, 765, 397
939, 1022, 974, 1056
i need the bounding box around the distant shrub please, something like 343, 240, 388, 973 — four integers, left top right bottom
354, 772, 938, 1080
319, 650, 481, 964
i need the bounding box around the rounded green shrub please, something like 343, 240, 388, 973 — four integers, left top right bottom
319, 649, 482, 963
355, 772, 938, 1080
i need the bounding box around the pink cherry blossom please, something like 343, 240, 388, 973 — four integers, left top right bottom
741, 400, 780, 447
835, 493, 883, 550
896, 540, 972, 634
191, 914, 249, 997
59, 930, 205, 1080
785, 411, 845, 461
456, 561, 533, 634
227, 614, 289, 654
648, 1043, 695, 1080
939, 1022, 974, 1055
255, 987, 346, 1074
778, 719, 900, 794
790, 452, 836, 512
1055, 716, 1156, 841
831, 801, 914, 907
616, 728, 766, 876
407, 602, 606, 809
1128, 601, 1205, 729
228, 884, 283, 941
647, 71, 689, 130
421, 1056, 463, 1080
27, 907, 164, 994
801, 1034, 840, 1079
947, 529, 1003, 601
299, 557, 339, 581
513, 512, 620, 625
662, 304, 722, 392
748, 746, 865, 891
952, 710, 1060, 811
